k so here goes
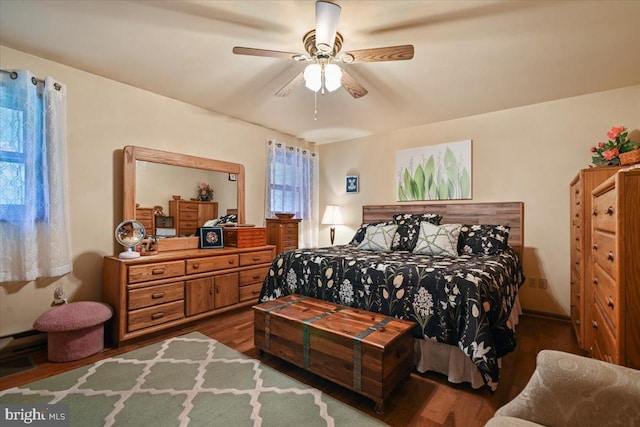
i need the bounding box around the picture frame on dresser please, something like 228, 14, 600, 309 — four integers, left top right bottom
198, 227, 224, 248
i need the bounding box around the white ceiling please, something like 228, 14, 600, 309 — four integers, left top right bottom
1, 1, 639, 144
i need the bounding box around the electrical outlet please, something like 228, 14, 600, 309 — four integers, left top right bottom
539, 278, 548, 289
529, 278, 537, 288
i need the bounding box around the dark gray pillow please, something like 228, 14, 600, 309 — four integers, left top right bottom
349, 221, 393, 245
459, 224, 511, 255
391, 213, 443, 251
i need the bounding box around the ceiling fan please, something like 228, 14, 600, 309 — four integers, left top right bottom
232, 1, 414, 99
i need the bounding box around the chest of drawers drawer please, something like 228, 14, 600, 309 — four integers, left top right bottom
186, 255, 238, 273
592, 188, 617, 232
128, 300, 185, 332
592, 299, 618, 364
592, 230, 617, 280
128, 261, 185, 284
592, 263, 618, 329
239, 266, 270, 285
128, 282, 185, 310
240, 250, 273, 266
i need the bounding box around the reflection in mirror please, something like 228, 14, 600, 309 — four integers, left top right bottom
135, 161, 238, 221
123, 146, 245, 250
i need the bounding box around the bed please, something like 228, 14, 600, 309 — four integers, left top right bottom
258, 202, 525, 390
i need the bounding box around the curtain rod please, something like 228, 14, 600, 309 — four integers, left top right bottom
267, 140, 317, 157
0, 68, 61, 91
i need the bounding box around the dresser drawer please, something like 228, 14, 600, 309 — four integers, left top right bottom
239, 283, 262, 302
128, 261, 185, 284
180, 203, 198, 212
592, 300, 618, 364
592, 231, 617, 280
592, 188, 617, 232
239, 250, 273, 266
239, 266, 270, 286
128, 300, 184, 332
128, 282, 184, 310
593, 263, 618, 330
180, 211, 198, 221
187, 255, 238, 274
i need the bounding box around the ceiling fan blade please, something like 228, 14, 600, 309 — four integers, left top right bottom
275, 72, 305, 97
341, 45, 414, 63
233, 46, 302, 60
315, 1, 341, 53
340, 69, 368, 99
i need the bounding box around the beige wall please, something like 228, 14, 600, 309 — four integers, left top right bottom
0, 46, 307, 337
318, 85, 640, 317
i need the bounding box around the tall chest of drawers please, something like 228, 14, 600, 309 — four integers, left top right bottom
569, 166, 620, 351
266, 218, 301, 255
590, 167, 640, 369
103, 245, 275, 345
168, 200, 218, 236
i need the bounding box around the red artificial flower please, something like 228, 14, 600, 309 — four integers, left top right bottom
607, 126, 627, 140
602, 148, 619, 161
598, 141, 605, 148
590, 147, 596, 152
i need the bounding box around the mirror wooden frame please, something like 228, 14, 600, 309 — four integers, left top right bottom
123, 145, 245, 250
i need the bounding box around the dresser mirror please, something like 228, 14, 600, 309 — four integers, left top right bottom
123, 146, 245, 245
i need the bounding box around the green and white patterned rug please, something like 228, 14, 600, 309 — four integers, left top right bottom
0, 332, 386, 426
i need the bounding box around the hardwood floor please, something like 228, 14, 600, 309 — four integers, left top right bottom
0, 309, 582, 426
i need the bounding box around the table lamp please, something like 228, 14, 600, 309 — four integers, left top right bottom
321, 205, 343, 245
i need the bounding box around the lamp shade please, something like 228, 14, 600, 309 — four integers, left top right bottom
321, 205, 344, 225
304, 64, 322, 92
324, 64, 342, 92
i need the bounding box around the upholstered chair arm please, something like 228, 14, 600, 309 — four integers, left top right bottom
489, 349, 640, 427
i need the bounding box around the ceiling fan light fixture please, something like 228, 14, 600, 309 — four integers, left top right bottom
304, 63, 322, 92
324, 64, 342, 92
315, 1, 341, 53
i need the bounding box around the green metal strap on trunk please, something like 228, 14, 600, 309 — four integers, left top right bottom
302, 306, 345, 368
352, 316, 395, 390
263, 296, 308, 350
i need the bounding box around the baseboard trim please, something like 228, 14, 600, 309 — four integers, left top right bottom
522, 309, 571, 322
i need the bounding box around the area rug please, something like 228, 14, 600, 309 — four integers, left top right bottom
0, 332, 386, 426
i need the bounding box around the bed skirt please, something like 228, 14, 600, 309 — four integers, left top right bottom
414, 297, 523, 388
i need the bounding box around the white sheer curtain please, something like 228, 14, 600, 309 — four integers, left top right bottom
264, 140, 319, 248
0, 70, 72, 282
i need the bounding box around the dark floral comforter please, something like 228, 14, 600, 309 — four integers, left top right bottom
259, 245, 525, 390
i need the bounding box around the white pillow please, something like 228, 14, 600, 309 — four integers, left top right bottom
357, 224, 398, 252
413, 222, 462, 257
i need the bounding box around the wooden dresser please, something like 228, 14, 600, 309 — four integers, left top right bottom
103, 245, 275, 345
266, 218, 301, 255
590, 167, 640, 369
569, 166, 620, 351
168, 199, 218, 236
135, 205, 155, 237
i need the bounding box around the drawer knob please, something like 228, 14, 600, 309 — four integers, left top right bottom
152, 268, 165, 275
151, 292, 165, 299
228, 259, 235, 264
606, 206, 614, 215
193, 264, 199, 269
592, 320, 598, 329
607, 297, 614, 309
252, 256, 261, 261
592, 209, 598, 216
607, 251, 614, 261
151, 312, 165, 320
593, 277, 599, 285
216, 286, 220, 294
252, 274, 261, 280
252, 289, 260, 295
593, 244, 598, 250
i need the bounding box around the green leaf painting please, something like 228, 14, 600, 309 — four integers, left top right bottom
396, 140, 472, 201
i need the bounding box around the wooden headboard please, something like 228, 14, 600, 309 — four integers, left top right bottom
362, 202, 524, 257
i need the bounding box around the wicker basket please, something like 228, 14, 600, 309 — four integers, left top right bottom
619, 150, 640, 166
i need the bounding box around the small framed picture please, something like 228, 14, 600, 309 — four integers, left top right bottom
228, 173, 237, 181
198, 227, 224, 248
346, 175, 359, 194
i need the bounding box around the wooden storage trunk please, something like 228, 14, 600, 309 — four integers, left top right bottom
253, 294, 415, 413
224, 227, 267, 248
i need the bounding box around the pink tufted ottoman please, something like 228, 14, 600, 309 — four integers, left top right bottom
33, 302, 113, 362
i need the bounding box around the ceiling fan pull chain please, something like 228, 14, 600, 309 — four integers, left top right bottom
314, 90, 318, 121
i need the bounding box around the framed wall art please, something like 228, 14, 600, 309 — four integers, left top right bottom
346, 175, 359, 194
396, 139, 472, 201
198, 226, 224, 248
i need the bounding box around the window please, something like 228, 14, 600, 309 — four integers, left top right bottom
0, 70, 71, 282
265, 141, 319, 248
